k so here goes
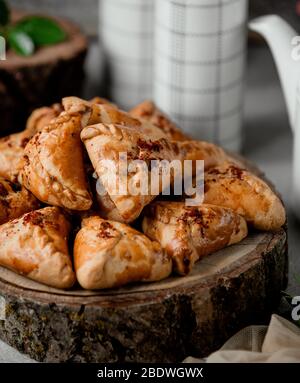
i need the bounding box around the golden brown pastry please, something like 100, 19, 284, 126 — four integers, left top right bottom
64, 97, 168, 218
142, 201, 248, 275
89, 96, 117, 107
63, 96, 167, 139
0, 104, 63, 183
0, 207, 75, 288
95, 187, 126, 223
81, 123, 181, 222
20, 111, 93, 211
25, 104, 63, 136
0, 132, 30, 182
0, 178, 40, 224
178, 140, 229, 171
91, 103, 142, 127
62, 96, 115, 113
130, 100, 190, 141
74, 215, 172, 289
203, 162, 286, 231
62, 96, 117, 126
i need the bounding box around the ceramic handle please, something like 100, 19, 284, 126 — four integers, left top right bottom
249, 15, 299, 132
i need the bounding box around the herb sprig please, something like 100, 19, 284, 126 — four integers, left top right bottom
0, 0, 66, 56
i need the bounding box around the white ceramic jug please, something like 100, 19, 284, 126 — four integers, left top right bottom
153, 0, 248, 152
249, 15, 300, 220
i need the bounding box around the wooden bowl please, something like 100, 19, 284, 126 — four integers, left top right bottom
0, 11, 87, 136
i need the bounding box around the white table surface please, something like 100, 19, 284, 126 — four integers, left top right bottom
0, 42, 299, 363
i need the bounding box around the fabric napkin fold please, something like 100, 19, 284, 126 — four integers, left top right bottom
184, 314, 300, 363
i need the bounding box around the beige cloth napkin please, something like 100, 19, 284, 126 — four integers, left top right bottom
184, 315, 300, 363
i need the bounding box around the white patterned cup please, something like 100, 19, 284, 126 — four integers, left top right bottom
153, 0, 248, 151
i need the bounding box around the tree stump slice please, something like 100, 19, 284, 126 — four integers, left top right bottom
0, 227, 288, 362
0, 11, 87, 136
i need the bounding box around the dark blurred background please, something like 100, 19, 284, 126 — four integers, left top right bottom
250, 0, 300, 32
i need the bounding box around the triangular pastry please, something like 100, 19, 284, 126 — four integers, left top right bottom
25, 104, 63, 136
0, 207, 75, 288
0, 132, 30, 183
63, 96, 167, 140
142, 201, 248, 275
0, 104, 62, 183
20, 111, 93, 211
0, 178, 40, 224
74, 215, 172, 289
178, 140, 229, 171
203, 162, 286, 230
81, 123, 181, 222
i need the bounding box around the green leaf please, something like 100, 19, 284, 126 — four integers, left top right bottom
0, 0, 10, 26
8, 29, 34, 56
15, 16, 66, 46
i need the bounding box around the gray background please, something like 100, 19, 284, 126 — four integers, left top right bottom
10, 0, 98, 36
0, 0, 299, 362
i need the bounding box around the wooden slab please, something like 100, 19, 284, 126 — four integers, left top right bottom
0, 11, 87, 136
0, 228, 288, 362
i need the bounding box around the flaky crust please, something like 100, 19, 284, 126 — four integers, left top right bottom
20, 112, 93, 211
142, 201, 247, 275
25, 104, 63, 137
89, 96, 116, 107
0, 207, 75, 288
0, 178, 40, 224
0, 132, 30, 182
130, 100, 190, 141
95, 189, 127, 223
81, 123, 181, 222
203, 162, 286, 231
178, 140, 229, 171
74, 216, 172, 289
0, 104, 63, 183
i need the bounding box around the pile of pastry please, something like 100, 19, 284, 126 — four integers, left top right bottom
0, 97, 286, 290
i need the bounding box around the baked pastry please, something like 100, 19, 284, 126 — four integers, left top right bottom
0, 207, 75, 288
0, 94, 286, 292
0, 178, 40, 224
25, 103, 63, 136
20, 110, 93, 211
63, 96, 167, 139
0, 132, 30, 182
94, 183, 126, 222
63, 96, 115, 112
178, 140, 229, 171
62, 96, 129, 123
74, 215, 172, 289
89, 96, 116, 107
0, 104, 63, 183
142, 201, 248, 275
203, 162, 286, 231
130, 100, 190, 141
81, 123, 181, 222
90, 103, 142, 127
